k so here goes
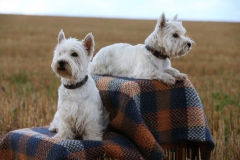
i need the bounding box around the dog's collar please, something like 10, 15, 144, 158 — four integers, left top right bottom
145, 45, 169, 59
63, 75, 88, 89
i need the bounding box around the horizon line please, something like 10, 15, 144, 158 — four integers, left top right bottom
1, 13, 240, 23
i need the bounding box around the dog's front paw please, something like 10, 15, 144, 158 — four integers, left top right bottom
53, 131, 75, 139
49, 126, 58, 132
174, 73, 188, 81
83, 134, 103, 141
53, 134, 64, 139
53, 133, 69, 139
166, 77, 176, 85
162, 75, 176, 85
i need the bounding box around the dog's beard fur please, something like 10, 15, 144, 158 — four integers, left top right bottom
168, 42, 191, 58
54, 62, 72, 78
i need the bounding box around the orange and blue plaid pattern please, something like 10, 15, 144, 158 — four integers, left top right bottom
0, 75, 214, 159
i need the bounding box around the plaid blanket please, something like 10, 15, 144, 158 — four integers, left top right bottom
0, 75, 215, 160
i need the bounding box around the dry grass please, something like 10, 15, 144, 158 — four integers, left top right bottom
0, 14, 239, 159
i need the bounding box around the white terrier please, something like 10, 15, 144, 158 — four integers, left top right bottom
89, 13, 194, 85
49, 30, 109, 140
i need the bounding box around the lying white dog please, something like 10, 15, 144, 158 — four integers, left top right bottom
89, 13, 194, 85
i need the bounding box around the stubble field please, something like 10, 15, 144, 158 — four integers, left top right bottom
0, 14, 239, 159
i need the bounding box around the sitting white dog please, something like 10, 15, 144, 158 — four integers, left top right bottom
89, 13, 194, 85
49, 30, 109, 140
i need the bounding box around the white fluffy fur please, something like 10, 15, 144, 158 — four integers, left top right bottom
89, 13, 194, 85
49, 30, 109, 140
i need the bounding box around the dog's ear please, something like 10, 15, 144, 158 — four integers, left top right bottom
82, 33, 95, 58
158, 12, 167, 29
58, 29, 65, 44
170, 14, 178, 22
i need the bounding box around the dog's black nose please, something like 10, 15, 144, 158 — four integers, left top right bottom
58, 60, 66, 67
187, 42, 191, 47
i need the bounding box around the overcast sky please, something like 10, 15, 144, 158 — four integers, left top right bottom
0, 0, 240, 22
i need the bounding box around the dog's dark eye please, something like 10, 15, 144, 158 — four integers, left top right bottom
71, 52, 78, 57
173, 33, 179, 38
